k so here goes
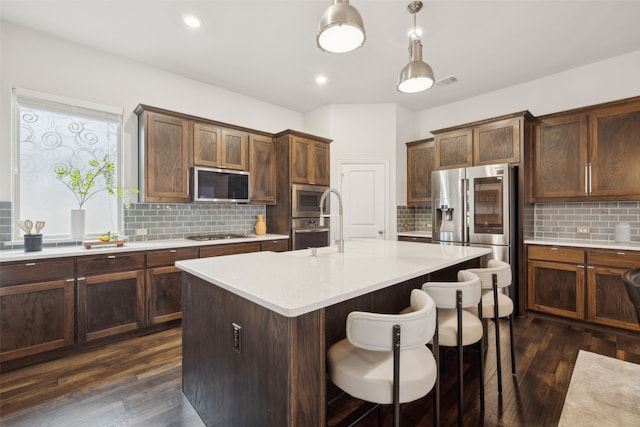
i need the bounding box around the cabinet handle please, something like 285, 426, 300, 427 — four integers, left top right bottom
616, 252, 626, 256
77, 277, 86, 281
584, 164, 589, 195
169, 250, 177, 253
25, 262, 36, 266
588, 163, 592, 194
66, 278, 75, 282
577, 264, 585, 268
107, 255, 116, 259
550, 247, 559, 251
587, 266, 595, 269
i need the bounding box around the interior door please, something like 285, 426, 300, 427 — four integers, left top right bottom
340, 162, 386, 240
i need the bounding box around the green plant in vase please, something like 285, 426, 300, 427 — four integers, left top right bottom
54, 154, 138, 209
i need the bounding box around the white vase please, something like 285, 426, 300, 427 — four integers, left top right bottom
71, 209, 86, 240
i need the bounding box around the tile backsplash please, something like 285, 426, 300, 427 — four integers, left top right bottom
124, 203, 266, 242
397, 205, 432, 232
534, 201, 640, 242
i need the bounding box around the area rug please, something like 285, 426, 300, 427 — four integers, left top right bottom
558, 350, 640, 426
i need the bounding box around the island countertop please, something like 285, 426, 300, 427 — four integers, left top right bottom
176, 239, 491, 317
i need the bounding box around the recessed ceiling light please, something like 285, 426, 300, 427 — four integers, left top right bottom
183, 15, 201, 29
315, 75, 328, 85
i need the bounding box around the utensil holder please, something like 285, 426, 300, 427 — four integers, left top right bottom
24, 234, 43, 252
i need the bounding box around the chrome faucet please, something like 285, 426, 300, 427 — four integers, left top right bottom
319, 188, 344, 253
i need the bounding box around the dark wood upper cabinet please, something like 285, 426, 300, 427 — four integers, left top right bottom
532, 97, 640, 201
406, 138, 434, 205
434, 128, 473, 170
533, 113, 588, 200
249, 133, 276, 205
287, 134, 330, 186
432, 112, 530, 170
137, 109, 190, 203
193, 123, 248, 170
589, 101, 640, 198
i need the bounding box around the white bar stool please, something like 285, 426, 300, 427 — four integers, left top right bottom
327, 289, 438, 427
423, 270, 484, 427
466, 259, 516, 393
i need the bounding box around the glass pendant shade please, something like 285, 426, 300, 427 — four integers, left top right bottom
397, 39, 435, 93
317, 0, 366, 53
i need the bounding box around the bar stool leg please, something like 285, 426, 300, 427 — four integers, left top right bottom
509, 314, 516, 374
478, 297, 485, 412
492, 274, 503, 394
433, 311, 440, 427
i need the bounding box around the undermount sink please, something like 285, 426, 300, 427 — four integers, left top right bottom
186, 234, 248, 241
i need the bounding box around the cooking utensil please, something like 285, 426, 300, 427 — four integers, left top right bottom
35, 220, 46, 234
16, 220, 30, 234
24, 219, 33, 234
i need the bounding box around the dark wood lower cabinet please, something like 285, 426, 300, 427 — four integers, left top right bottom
527, 245, 640, 332
146, 266, 183, 325
0, 279, 74, 362
78, 270, 145, 342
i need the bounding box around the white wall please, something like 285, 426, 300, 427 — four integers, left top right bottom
0, 22, 303, 199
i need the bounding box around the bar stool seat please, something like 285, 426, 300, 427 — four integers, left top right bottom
328, 289, 437, 427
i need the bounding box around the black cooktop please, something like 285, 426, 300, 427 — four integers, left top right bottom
187, 234, 247, 241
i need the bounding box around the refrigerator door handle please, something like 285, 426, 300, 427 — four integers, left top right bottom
462, 177, 469, 243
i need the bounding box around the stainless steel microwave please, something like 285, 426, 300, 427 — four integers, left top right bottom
190, 167, 250, 203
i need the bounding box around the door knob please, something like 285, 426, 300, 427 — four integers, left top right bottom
378, 230, 384, 235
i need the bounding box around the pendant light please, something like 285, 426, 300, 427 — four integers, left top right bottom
397, 1, 435, 93
317, 0, 366, 54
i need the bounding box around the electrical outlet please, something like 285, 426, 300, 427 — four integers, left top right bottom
576, 227, 590, 234
232, 323, 242, 353
135, 228, 149, 235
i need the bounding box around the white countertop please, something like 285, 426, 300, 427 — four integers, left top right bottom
0, 234, 289, 263
176, 239, 491, 318
524, 238, 640, 251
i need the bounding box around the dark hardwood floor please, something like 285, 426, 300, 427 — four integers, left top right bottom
1, 314, 639, 426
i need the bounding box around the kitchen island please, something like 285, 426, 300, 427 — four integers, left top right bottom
176, 239, 491, 427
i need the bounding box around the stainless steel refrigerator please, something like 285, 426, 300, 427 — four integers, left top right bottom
432, 163, 518, 297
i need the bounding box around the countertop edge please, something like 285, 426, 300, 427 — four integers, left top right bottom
0, 234, 289, 263
524, 238, 640, 251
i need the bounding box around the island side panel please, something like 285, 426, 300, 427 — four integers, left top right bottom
182, 273, 324, 427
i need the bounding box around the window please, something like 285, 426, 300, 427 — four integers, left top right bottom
13, 88, 125, 240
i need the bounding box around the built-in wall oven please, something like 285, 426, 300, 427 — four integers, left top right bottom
291, 218, 330, 250
290, 184, 330, 250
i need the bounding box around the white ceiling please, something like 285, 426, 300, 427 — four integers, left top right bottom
2, 0, 640, 113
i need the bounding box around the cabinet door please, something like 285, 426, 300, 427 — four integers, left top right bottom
193, 122, 222, 167
0, 279, 74, 362
589, 101, 640, 198
434, 129, 473, 170
144, 112, 190, 203
473, 118, 520, 165
533, 113, 588, 200
407, 139, 434, 204
291, 137, 312, 184
77, 270, 145, 342
249, 134, 276, 204
312, 142, 330, 186
587, 265, 640, 332
221, 128, 248, 170
146, 266, 183, 325
527, 260, 585, 319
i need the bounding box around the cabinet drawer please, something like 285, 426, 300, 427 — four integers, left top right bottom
260, 239, 288, 252
527, 246, 584, 264
147, 247, 200, 268
587, 249, 640, 269
77, 253, 145, 276
1, 259, 75, 287
200, 242, 261, 258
